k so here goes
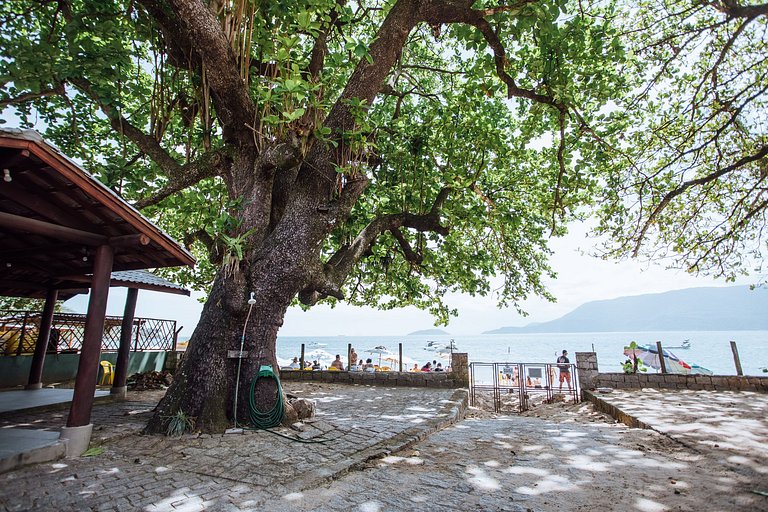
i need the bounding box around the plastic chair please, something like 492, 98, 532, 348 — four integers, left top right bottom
99, 360, 114, 385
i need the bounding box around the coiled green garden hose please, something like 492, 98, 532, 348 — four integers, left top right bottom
244, 364, 329, 444
248, 364, 285, 429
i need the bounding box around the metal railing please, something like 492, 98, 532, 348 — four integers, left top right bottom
0, 309, 178, 355
469, 361, 579, 413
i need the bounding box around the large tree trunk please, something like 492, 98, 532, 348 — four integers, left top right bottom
146, 161, 328, 433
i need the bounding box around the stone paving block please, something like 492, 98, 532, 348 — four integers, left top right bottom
0, 384, 466, 511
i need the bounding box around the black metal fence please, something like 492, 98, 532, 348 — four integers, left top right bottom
469, 362, 579, 413
0, 310, 178, 355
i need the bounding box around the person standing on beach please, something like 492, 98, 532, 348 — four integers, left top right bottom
349, 347, 358, 370
557, 350, 572, 391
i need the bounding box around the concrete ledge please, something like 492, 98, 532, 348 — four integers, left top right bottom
60, 423, 93, 457
0, 389, 114, 418
0, 428, 66, 474
584, 390, 652, 429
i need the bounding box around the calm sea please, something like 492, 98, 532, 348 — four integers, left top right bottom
275, 331, 768, 376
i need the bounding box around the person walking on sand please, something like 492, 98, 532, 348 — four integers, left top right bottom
557, 350, 571, 391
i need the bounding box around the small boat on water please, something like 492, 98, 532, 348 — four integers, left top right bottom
424, 339, 458, 354
307, 341, 327, 348
668, 339, 691, 349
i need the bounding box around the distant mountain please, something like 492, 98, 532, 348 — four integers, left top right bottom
407, 328, 450, 336
484, 286, 768, 334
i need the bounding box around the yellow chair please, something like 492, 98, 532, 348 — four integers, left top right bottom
99, 361, 114, 385
2, 331, 20, 356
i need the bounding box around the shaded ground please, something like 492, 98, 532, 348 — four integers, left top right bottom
0, 384, 766, 511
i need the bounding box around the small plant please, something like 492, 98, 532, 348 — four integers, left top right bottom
82, 446, 104, 457
622, 341, 648, 374
164, 410, 196, 437
621, 358, 648, 374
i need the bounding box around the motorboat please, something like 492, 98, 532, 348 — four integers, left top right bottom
668, 339, 691, 349
424, 339, 458, 354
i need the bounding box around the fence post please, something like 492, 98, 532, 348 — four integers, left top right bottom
17, 312, 29, 356
174, 326, 183, 351
300, 343, 305, 370
730, 341, 743, 376
399, 343, 403, 372
133, 319, 142, 352
656, 341, 667, 373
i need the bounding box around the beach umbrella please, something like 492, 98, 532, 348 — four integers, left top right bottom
382, 355, 399, 370
305, 348, 333, 367
366, 345, 391, 366
623, 344, 692, 374
689, 363, 713, 376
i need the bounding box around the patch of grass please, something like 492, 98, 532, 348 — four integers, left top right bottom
164, 410, 196, 437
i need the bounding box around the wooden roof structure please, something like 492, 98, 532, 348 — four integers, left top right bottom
0, 129, 195, 299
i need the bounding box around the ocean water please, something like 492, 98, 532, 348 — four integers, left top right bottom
276, 331, 768, 376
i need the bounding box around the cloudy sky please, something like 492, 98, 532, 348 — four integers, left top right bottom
64, 221, 754, 337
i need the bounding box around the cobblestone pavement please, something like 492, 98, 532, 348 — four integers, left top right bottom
1, 386, 767, 512
0, 384, 466, 511
279, 413, 766, 512
590, 389, 768, 484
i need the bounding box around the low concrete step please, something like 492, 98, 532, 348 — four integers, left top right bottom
0, 428, 65, 473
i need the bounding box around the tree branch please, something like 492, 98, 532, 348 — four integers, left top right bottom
134, 149, 229, 208
632, 143, 768, 256
307, 0, 345, 79
69, 77, 184, 177
298, 187, 451, 305
163, 0, 257, 146
302, 0, 423, 182
715, 0, 768, 19
0, 82, 65, 108
137, 0, 202, 73
391, 227, 423, 263
67, 77, 229, 208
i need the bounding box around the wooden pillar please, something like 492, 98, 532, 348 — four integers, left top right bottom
67, 244, 113, 428
730, 341, 743, 376
26, 288, 58, 389
399, 343, 403, 372
112, 287, 138, 396
656, 341, 667, 374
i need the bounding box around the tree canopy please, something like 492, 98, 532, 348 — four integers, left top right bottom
2, 0, 765, 314
1, 0, 627, 322
595, 0, 768, 282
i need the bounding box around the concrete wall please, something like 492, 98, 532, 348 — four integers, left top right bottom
0, 351, 167, 388
575, 351, 768, 393
281, 353, 470, 388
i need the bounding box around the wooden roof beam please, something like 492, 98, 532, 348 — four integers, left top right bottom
0, 211, 108, 245
0, 183, 95, 231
